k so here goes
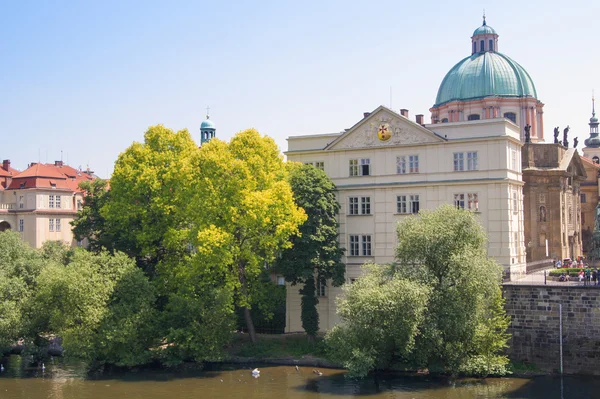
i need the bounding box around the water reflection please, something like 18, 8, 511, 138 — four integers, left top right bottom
1, 357, 600, 399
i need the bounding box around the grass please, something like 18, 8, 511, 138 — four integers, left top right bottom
227, 333, 327, 359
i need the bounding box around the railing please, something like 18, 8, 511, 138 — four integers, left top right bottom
505, 269, 600, 287
0, 203, 14, 210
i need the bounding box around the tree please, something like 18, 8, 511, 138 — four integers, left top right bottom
277, 163, 345, 341
0, 231, 44, 351
30, 249, 158, 366
101, 125, 199, 275
325, 205, 510, 377
325, 264, 430, 378
393, 205, 509, 376
71, 179, 113, 252
179, 130, 307, 343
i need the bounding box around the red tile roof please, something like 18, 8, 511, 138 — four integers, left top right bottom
7, 162, 96, 192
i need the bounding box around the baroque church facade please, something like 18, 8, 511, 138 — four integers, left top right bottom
285, 18, 534, 332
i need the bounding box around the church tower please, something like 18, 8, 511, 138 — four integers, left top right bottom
583, 96, 600, 163
200, 107, 216, 146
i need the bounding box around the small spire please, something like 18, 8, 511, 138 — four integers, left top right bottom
483, 10, 486, 25
593, 91, 596, 117
206, 105, 210, 119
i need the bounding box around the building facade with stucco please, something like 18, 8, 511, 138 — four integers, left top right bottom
285, 106, 526, 332
0, 160, 96, 248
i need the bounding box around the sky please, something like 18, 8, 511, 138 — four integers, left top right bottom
2, 0, 600, 178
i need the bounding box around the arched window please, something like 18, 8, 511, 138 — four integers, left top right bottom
468, 114, 480, 121
539, 206, 547, 222
473, 42, 477, 53
593, 156, 600, 164
441, 118, 449, 123
480, 40, 484, 52
489, 39, 494, 51
504, 112, 517, 123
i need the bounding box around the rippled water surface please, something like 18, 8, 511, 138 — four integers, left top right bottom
0, 356, 598, 399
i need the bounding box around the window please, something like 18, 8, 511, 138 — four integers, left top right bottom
480, 40, 484, 52
361, 235, 372, 256
317, 278, 327, 297
49, 195, 55, 208
489, 39, 494, 51
454, 192, 479, 211
473, 42, 477, 53
397, 195, 420, 214
467, 152, 478, 171
441, 118, 449, 123
56, 195, 61, 209
56, 218, 61, 232
514, 232, 518, 245
511, 149, 517, 170
539, 206, 547, 222
397, 156, 406, 174
467, 193, 479, 211
360, 197, 371, 215
512, 191, 518, 213
349, 159, 359, 176
77, 200, 83, 210
409, 155, 419, 173
468, 114, 480, 121
453, 153, 464, 171
350, 159, 370, 176
315, 161, 324, 170
348, 197, 359, 215
276, 276, 285, 286
18, 219, 23, 232
594, 156, 600, 164
568, 207, 572, 224
454, 193, 465, 209
349, 235, 360, 256
581, 194, 587, 203
19, 195, 24, 209
361, 158, 370, 176
504, 112, 517, 123
49, 218, 54, 232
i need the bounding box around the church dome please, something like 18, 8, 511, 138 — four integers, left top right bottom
201, 118, 215, 130
473, 24, 497, 36
434, 51, 537, 107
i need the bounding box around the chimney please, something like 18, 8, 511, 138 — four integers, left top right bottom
2, 159, 9, 171
363, 112, 371, 118
55, 160, 64, 167
416, 114, 424, 125
400, 109, 409, 118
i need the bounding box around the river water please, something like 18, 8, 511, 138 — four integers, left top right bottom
0, 357, 598, 399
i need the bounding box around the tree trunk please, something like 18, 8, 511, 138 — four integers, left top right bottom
243, 306, 258, 344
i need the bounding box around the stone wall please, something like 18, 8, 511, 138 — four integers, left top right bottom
504, 284, 600, 374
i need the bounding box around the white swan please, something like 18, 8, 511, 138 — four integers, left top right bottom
1, 364, 4, 372
251, 368, 260, 376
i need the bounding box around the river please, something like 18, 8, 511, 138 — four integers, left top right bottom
0, 357, 598, 399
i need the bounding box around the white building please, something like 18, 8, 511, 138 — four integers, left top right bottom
285, 105, 525, 333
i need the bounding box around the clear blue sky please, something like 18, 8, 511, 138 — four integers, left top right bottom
3, 0, 599, 178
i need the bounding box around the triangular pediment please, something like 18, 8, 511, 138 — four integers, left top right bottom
325, 106, 445, 150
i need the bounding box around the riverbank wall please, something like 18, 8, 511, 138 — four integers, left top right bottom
503, 284, 600, 374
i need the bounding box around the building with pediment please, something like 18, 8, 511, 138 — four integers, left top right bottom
285, 106, 525, 332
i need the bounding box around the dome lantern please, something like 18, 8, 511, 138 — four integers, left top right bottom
584, 96, 600, 148
200, 106, 216, 146
471, 14, 499, 54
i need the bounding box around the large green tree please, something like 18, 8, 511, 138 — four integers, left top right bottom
325, 205, 510, 377
394, 205, 509, 376
176, 130, 306, 343
71, 179, 112, 252
277, 163, 345, 341
101, 125, 199, 275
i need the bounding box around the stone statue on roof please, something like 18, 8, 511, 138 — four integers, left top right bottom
524, 124, 531, 143
554, 127, 560, 144
574, 137, 579, 148
563, 125, 570, 148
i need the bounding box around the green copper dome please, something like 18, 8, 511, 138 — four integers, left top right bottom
473, 24, 497, 36
434, 52, 538, 106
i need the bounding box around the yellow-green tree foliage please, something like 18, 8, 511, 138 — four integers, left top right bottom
170, 129, 306, 342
